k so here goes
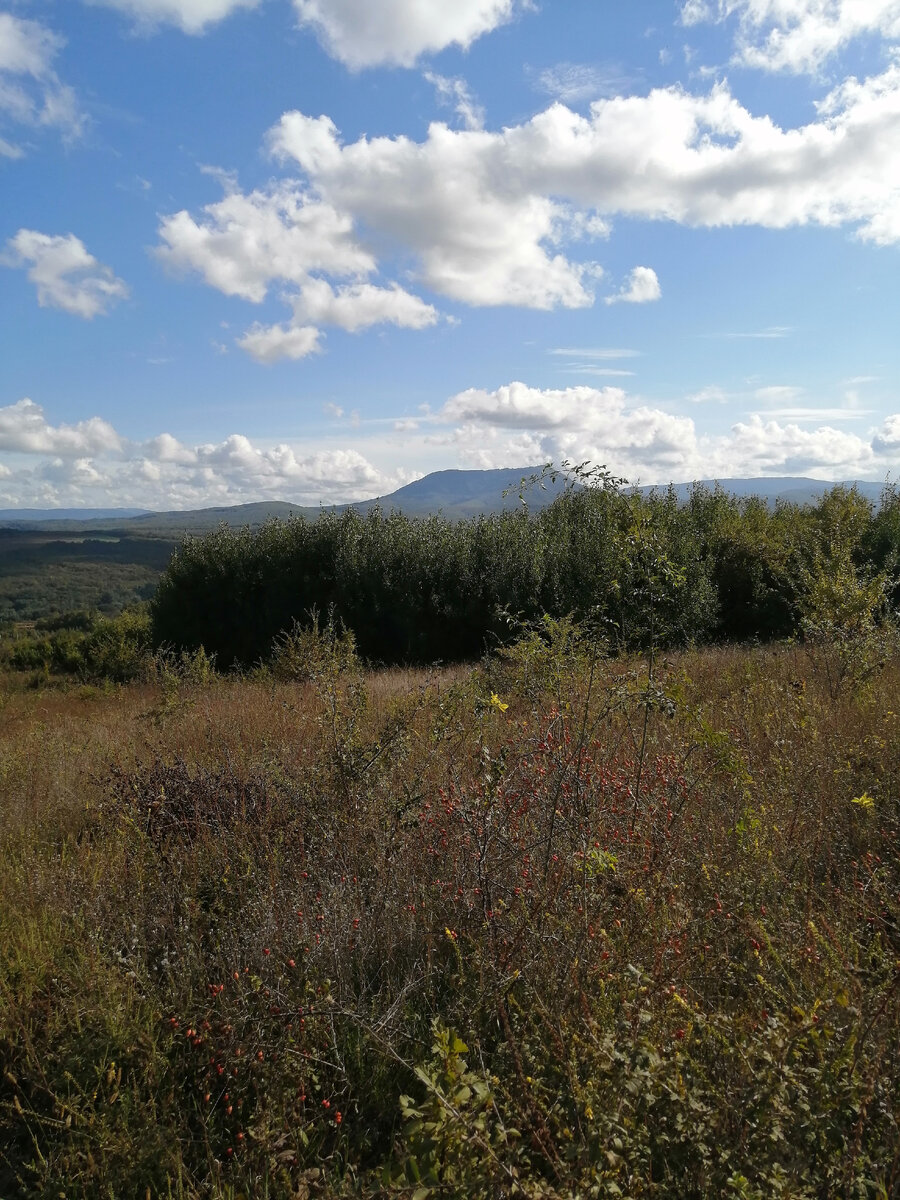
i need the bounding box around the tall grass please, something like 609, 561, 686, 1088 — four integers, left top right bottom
1, 621, 899, 1196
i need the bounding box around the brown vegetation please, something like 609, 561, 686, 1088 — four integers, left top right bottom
1, 622, 899, 1197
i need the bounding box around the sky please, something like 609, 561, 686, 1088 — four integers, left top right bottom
2, 0, 900, 509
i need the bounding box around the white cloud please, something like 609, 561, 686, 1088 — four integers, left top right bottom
755, 384, 804, 402
261, 64, 900, 328
84, 0, 260, 34
714, 326, 794, 338
752, 406, 874, 420
0, 13, 82, 152
687, 385, 730, 402
292, 0, 521, 68
237, 322, 322, 363
605, 265, 661, 305
549, 347, 641, 358
442, 384, 697, 477
289, 278, 437, 333
438, 380, 900, 482
157, 178, 437, 361
424, 72, 484, 131
0, 399, 123, 456
873, 413, 900, 453
42, 457, 105, 487
535, 62, 636, 105
561, 368, 637, 377
156, 182, 374, 302
683, 0, 900, 74
3, 230, 129, 318
8, 390, 900, 510
269, 111, 601, 309
0, 398, 406, 508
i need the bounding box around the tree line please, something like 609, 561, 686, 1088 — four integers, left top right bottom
149, 476, 900, 668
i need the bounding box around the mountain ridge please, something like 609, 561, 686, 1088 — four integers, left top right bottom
0, 470, 891, 534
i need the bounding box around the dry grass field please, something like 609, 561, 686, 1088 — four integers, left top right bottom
1, 627, 899, 1197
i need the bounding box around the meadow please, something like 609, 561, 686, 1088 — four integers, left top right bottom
2, 480, 900, 1197
1, 619, 899, 1197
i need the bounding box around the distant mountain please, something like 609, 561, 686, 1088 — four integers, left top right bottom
0, 507, 149, 522
347, 466, 566, 518
634, 477, 889, 507
0, 472, 892, 535
121, 500, 320, 532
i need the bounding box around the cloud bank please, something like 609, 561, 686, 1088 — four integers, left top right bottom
4, 386, 900, 509
439, 381, 894, 483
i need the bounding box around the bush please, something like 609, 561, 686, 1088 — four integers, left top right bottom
3, 608, 152, 682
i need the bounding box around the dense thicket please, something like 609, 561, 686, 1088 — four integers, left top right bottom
150, 479, 900, 666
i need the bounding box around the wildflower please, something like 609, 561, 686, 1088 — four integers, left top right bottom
852, 792, 876, 810
490, 693, 509, 712
335, 1111, 342, 1124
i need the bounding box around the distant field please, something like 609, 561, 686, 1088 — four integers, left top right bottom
0, 530, 177, 622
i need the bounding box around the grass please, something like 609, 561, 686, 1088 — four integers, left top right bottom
1, 627, 899, 1197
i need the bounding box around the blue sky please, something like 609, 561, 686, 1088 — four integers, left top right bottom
2, 0, 900, 508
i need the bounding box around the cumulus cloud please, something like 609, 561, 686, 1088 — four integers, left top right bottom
0, 399, 123, 456
156, 182, 374, 302
605, 266, 661, 305
0, 13, 82, 153
258, 63, 900, 331
438, 380, 900, 482
237, 322, 322, 363
157, 177, 437, 360
442, 383, 698, 475
84, 0, 260, 34
293, 0, 520, 68
682, 0, 900, 74
269, 111, 601, 309
3, 230, 129, 318
0, 397, 407, 508
289, 278, 437, 333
